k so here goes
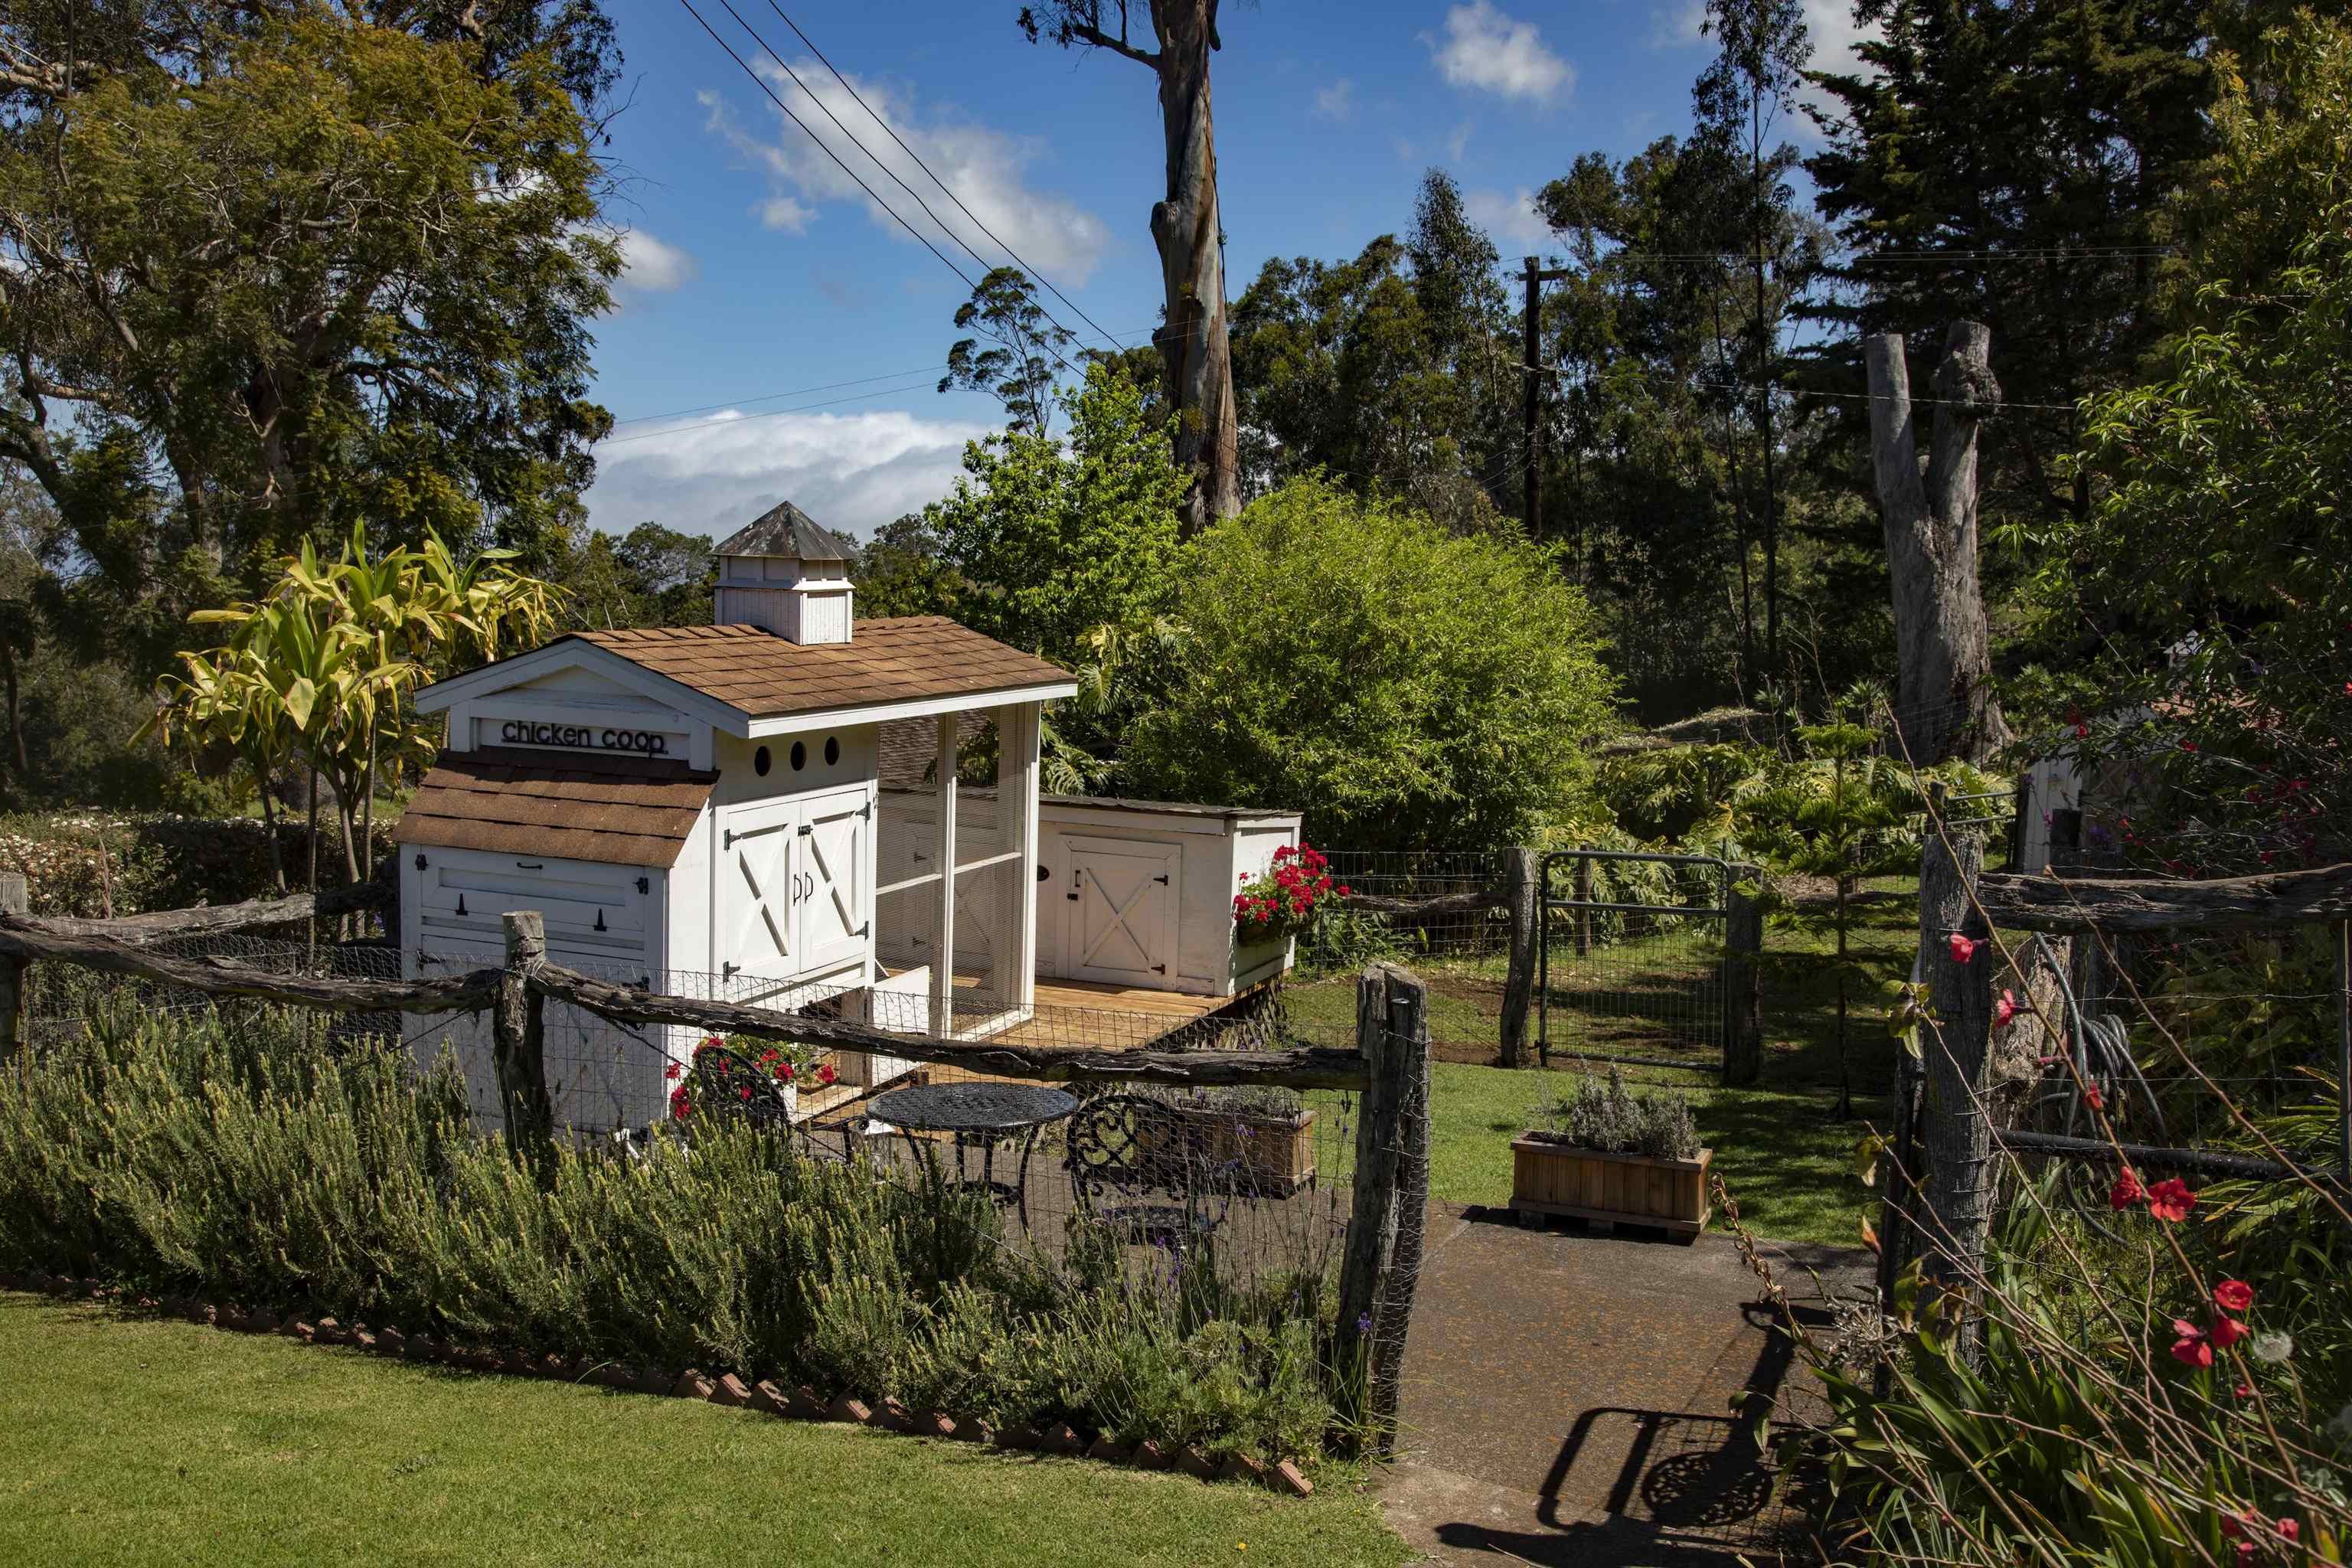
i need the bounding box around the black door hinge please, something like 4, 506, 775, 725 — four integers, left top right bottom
1153, 874, 1169, 885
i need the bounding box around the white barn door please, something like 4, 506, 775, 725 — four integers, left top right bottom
722, 798, 801, 988
798, 783, 872, 975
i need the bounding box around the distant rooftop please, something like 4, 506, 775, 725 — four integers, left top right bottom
717, 499, 853, 563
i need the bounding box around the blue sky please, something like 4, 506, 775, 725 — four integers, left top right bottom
583, 0, 1869, 542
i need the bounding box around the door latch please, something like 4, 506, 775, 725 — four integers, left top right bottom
1153, 874, 1169, 885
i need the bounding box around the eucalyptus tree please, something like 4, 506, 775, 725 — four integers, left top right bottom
1018, 1, 1241, 529
939, 268, 1079, 438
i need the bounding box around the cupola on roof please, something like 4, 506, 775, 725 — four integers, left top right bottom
717, 500, 853, 565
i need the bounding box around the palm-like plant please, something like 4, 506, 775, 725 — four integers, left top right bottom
149, 525, 564, 900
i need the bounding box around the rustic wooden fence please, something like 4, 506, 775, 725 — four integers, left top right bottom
1314, 846, 1765, 1081
1877, 828, 2352, 1364
0, 874, 1436, 1453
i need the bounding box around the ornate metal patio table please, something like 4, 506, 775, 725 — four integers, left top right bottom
867, 1081, 1080, 1230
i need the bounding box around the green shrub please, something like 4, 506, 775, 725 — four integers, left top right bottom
0, 1001, 1348, 1462
1122, 477, 1619, 850
0, 812, 397, 916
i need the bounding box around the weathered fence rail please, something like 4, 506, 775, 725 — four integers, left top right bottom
1882, 835, 2352, 1370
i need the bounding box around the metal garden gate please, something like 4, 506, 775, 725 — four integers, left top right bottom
1537, 849, 1736, 1080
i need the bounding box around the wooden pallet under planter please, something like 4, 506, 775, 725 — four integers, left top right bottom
1509, 1137, 1711, 1236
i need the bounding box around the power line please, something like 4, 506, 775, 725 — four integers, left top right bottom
1519, 358, 2087, 413
676, 0, 979, 295
701, 0, 1089, 378
758, 0, 1125, 356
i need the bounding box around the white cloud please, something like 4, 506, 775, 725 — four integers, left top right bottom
1655, 0, 1882, 128
698, 65, 1111, 286
586, 407, 993, 542
1464, 187, 1555, 251
1313, 78, 1355, 121
615, 230, 697, 292
1426, 3, 1573, 106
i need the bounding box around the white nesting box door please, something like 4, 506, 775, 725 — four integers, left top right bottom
1063, 835, 1178, 985
798, 783, 872, 975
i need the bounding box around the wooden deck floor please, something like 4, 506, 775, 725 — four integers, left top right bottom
965, 977, 1251, 1051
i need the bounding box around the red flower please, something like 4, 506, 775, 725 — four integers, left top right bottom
2234, 1380, 2255, 1399
2213, 1279, 2254, 1314
2210, 1315, 2249, 1351
2278, 1519, 2299, 1544
1994, 989, 2018, 1027
1947, 933, 1978, 964
1335, 884, 1352, 897
664, 1061, 682, 1082
2179, 740, 2198, 753
2146, 1178, 2197, 1223
737, 1086, 752, 1102
669, 1085, 692, 1121
2170, 1320, 2212, 1368
778, 1063, 796, 1083
2083, 1085, 2105, 1112
2108, 1168, 2145, 1210
816, 1062, 838, 1087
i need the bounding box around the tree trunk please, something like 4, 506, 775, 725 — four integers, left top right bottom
1865, 324, 2011, 764
1917, 811, 1994, 1365
1146, 2, 1240, 530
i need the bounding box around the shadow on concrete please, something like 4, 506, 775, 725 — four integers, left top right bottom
1425, 1298, 1838, 1566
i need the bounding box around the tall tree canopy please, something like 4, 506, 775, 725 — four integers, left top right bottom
1230, 169, 1514, 531
1019, 1, 1240, 530
1803, 0, 2214, 528
0, 0, 622, 669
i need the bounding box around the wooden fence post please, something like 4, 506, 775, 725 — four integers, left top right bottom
1498, 848, 1540, 1070
1723, 875, 1763, 1085
1368, 966, 1431, 1454
1916, 802, 1994, 1364
1336, 962, 1432, 1452
495, 911, 554, 1161
0, 873, 26, 1072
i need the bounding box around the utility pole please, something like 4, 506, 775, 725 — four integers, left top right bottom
1521, 257, 1571, 541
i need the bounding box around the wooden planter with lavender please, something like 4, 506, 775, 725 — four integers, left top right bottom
1511, 1069, 1710, 1236
1509, 1137, 1711, 1235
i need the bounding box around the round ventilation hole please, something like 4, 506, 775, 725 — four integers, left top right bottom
790, 740, 807, 771
824, 735, 841, 766
753, 746, 771, 776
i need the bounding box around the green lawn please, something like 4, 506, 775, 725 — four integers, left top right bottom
1293, 882, 1922, 1252
0, 1295, 1411, 1568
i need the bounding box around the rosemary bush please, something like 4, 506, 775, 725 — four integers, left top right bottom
0, 1001, 1349, 1461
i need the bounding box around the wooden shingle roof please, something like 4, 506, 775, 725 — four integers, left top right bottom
564, 618, 1070, 720
397, 748, 717, 868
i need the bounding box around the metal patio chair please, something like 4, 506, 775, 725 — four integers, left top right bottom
1061, 1093, 1231, 1252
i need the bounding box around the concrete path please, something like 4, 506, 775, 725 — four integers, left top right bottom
1380, 1204, 1871, 1566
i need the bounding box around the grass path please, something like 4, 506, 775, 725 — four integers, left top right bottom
0, 1295, 1410, 1568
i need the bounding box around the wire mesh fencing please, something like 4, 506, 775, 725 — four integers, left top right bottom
1282, 850, 1515, 1061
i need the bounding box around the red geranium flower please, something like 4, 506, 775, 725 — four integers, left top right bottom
816, 1061, 838, 1087
1948, 933, 1978, 964
2213, 1279, 2254, 1314
2210, 1315, 2248, 1351
2170, 1320, 2212, 1368
2108, 1168, 2145, 1210
669, 1085, 692, 1121
665, 1061, 682, 1082
2146, 1178, 2197, 1223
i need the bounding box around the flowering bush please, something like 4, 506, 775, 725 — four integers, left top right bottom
1232, 843, 1348, 940
666, 1034, 836, 1121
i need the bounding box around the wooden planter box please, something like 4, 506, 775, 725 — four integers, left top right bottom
1510, 1137, 1712, 1235
1153, 1103, 1319, 1197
